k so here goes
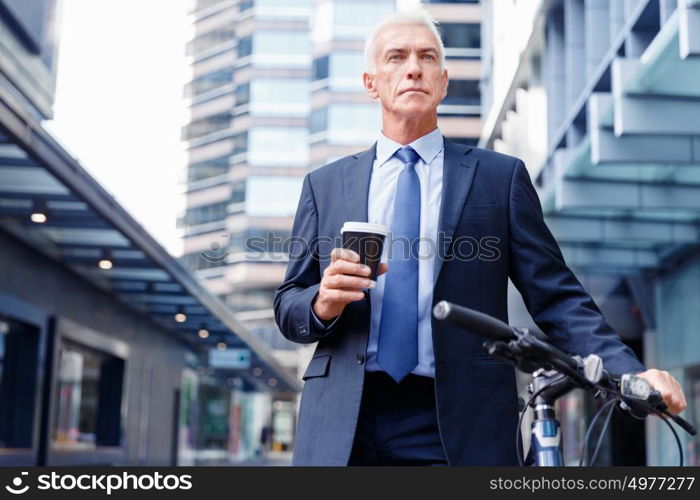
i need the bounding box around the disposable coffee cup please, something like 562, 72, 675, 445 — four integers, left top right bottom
340, 221, 388, 289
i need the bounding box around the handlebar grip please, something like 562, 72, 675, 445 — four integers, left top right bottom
432, 301, 515, 342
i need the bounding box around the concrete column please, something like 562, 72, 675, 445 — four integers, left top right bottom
564, 0, 586, 109
584, 0, 610, 79
544, 7, 566, 145
659, 0, 678, 26
609, 0, 625, 45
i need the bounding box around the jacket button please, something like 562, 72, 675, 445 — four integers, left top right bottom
356, 354, 365, 365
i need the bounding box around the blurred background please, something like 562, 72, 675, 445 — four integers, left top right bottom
0, 0, 698, 466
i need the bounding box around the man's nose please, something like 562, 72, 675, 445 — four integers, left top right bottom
405, 53, 422, 78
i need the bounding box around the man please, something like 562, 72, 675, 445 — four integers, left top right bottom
273, 10, 687, 466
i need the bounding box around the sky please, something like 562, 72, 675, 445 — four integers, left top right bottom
45, 0, 422, 258
46, 0, 191, 256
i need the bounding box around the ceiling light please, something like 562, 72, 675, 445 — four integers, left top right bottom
98, 259, 113, 270
30, 213, 47, 223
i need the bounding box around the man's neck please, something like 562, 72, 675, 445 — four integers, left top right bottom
381, 114, 438, 145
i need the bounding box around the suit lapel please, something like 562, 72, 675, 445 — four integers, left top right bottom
342, 142, 376, 224
433, 140, 479, 288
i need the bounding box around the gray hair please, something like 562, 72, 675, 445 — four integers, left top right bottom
364, 8, 446, 73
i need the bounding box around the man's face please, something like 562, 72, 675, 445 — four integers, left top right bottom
363, 23, 448, 119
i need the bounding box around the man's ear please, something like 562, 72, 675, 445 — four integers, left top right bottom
441, 68, 449, 99
363, 72, 378, 99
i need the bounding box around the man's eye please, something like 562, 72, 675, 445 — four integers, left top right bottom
389, 54, 403, 60
423, 54, 435, 60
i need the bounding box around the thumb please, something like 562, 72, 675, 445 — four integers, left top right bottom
377, 262, 388, 276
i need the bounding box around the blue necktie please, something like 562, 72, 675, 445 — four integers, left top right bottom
377, 146, 421, 383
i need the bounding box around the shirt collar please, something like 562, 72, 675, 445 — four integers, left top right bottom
375, 127, 444, 167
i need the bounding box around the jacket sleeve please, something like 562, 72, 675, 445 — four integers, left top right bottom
273, 173, 342, 344
507, 159, 646, 375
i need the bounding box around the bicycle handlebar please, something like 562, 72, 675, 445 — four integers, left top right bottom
432, 300, 696, 436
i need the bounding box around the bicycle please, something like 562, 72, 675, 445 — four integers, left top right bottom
432, 300, 697, 466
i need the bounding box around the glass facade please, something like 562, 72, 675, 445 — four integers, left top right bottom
185, 68, 234, 99
442, 23, 481, 50
244, 176, 303, 217
240, 31, 311, 67
52, 339, 124, 450
326, 103, 381, 145
248, 78, 309, 116
247, 127, 308, 166
444, 79, 481, 105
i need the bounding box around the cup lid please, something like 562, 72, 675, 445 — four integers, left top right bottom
341, 221, 388, 235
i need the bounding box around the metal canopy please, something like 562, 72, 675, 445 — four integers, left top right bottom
0, 82, 300, 394
542, 3, 700, 275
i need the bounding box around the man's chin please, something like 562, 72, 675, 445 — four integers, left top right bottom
391, 105, 434, 119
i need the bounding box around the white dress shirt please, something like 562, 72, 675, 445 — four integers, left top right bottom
312, 127, 444, 379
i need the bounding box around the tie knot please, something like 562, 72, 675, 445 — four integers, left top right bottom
394, 146, 420, 167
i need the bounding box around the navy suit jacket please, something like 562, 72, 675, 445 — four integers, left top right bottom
273, 139, 646, 466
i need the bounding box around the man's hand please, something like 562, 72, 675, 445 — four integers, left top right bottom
636, 369, 687, 415
312, 248, 388, 322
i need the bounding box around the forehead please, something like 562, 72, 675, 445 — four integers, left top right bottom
374, 23, 440, 53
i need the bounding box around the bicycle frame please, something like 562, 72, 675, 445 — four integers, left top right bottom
527, 369, 578, 466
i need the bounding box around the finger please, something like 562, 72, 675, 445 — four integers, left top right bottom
321, 288, 365, 303
330, 247, 360, 263
660, 374, 684, 413
670, 377, 687, 410
327, 259, 371, 277
323, 274, 372, 290
377, 262, 388, 276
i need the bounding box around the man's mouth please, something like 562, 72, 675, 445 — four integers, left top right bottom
400, 88, 428, 95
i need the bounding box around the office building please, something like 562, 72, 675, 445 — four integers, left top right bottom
0, 0, 298, 465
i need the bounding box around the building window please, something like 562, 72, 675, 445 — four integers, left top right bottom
245, 176, 303, 216
332, 1, 395, 38
195, 0, 227, 11
248, 31, 310, 67
329, 51, 365, 91
184, 68, 234, 98
249, 78, 309, 116
238, 36, 252, 58
235, 82, 250, 106
230, 228, 293, 254
227, 289, 277, 312
441, 23, 481, 49
52, 339, 125, 449
181, 250, 228, 271
186, 23, 235, 57
232, 131, 249, 155
327, 103, 381, 145
182, 201, 228, 227
443, 79, 481, 105
182, 113, 231, 141
312, 55, 329, 81
247, 127, 308, 166
310, 108, 328, 134
0, 315, 40, 450
188, 157, 229, 183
